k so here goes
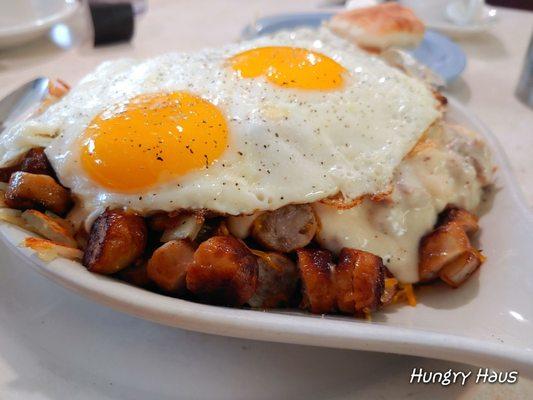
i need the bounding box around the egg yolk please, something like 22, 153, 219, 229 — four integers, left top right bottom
81, 91, 228, 193
229, 46, 346, 90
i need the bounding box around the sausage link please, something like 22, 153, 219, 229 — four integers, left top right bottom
252, 204, 317, 252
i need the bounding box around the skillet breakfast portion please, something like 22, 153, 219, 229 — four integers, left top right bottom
0, 23, 493, 316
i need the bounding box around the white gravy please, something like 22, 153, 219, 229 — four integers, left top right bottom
314, 124, 493, 283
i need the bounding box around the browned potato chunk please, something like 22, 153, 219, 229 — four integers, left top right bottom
83, 210, 147, 275
4, 172, 72, 215
248, 251, 299, 309
20, 148, 55, 177
147, 239, 195, 293
297, 248, 336, 314
419, 207, 484, 287
336, 248, 385, 314
419, 222, 471, 282
117, 260, 151, 288
438, 207, 479, 234
186, 236, 258, 306
439, 248, 483, 288
0, 147, 54, 183
252, 204, 317, 252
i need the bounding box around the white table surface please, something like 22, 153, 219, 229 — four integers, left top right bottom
0, 1, 532, 398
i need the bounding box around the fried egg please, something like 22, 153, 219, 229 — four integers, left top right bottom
0, 28, 440, 227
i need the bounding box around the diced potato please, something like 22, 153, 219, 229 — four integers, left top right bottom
147, 239, 195, 293
186, 236, 258, 306
22, 209, 77, 247
83, 210, 147, 275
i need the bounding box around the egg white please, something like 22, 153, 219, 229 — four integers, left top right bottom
0, 27, 440, 227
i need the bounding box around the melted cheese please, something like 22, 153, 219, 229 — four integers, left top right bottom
314, 124, 493, 283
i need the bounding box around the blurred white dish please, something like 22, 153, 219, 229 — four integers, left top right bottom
446, 0, 485, 26
0, 0, 80, 49
400, 0, 497, 37
0, 98, 532, 375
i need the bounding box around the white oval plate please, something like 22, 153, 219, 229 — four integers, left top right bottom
0, 98, 532, 375
0, 0, 80, 49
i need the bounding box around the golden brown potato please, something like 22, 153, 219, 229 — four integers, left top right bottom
438, 206, 479, 234
419, 222, 471, 282
248, 251, 299, 309
4, 172, 72, 215
336, 248, 385, 314
186, 236, 258, 306
22, 209, 77, 247
117, 260, 151, 288
20, 148, 55, 177
252, 204, 317, 252
83, 209, 147, 275
147, 239, 195, 293
439, 248, 483, 288
419, 207, 483, 287
297, 248, 336, 314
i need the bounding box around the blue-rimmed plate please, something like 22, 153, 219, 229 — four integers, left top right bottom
241, 12, 466, 84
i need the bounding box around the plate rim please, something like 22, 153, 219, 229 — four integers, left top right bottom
0, 97, 532, 375
0, 0, 80, 37
239, 11, 466, 84
421, 5, 498, 35
413, 29, 466, 83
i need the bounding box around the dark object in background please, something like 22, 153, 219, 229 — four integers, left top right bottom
89, 2, 135, 46
487, 0, 533, 11
516, 34, 533, 108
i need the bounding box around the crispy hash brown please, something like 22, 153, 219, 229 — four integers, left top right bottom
0, 143, 489, 317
